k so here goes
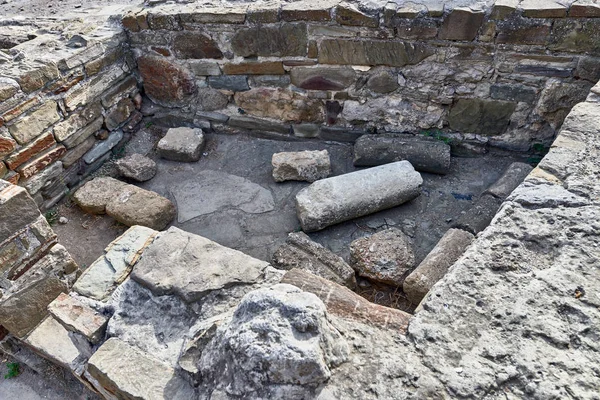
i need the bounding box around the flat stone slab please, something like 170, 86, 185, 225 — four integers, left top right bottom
73, 226, 157, 301
87, 337, 195, 400
25, 316, 86, 370
131, 227, 269, 303
48, 293, 109, 344
170, 170, 275, 223
72, 177, 128, 214
157, 127, 205, 162
272, 150, 331, 182
105, 185, 176, 231
295, 161, 423, 232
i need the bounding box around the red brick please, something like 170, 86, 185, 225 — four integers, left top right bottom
5, 132, 56, 170
18, 146, 67, 179
0, 133, 17, 157
1, 97, 41, 123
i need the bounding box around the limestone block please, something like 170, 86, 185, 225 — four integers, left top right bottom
0, 77, 19, 102
521, 0, 567, 18
21, 161, 63, 196
438, 7, 485, 41
452, 194, 503, 234
64, 64, 127, 111
0, 181, 41, 243
116, 153, 157, 182
100, 76, 137, 109
105, 186, 176, 230
403, 228, 474, 304
48, 293, 109, 344
272, 150, 331, 182
25, 316, 87, 369
295, 161, 423, 232
72, 177, 128, 214
104, 98, 135, 131
231, 23, 308, 57
281, 0, 336, 21
54, 103, 103, 143
157, 127, 205, 162
318, 39, 434, 66
336, 2, 378, 27
8, 101, 61, 145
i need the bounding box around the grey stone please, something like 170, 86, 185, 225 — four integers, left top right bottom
53, 103, 103, 143
508, 181, 591, 208
318, 127, 365, 142
195, 87, 229, 111
353, 134, 451, 175
157, 127, 205, 162
73, 226, 157, 301
105, 186, 176, 230
0, 77, 19, 102
452, 194, 503, 234
292, 124, 320, 138
62, 117, 104, 149
0, 181, 41, 243
21, 161, 63, 196
72, 177, 128, 214
336, 2, 378, 27
170, 170, 275, 223
116, 153, 157, 182
272, 150, 331, 182
249, 75, 291, 88
87, 338, 195, 399
367, 69, 399, 93
199, 284, 349, 396
272, 232, 357, 289
195, 111, 229, 123
296, 161, 423, 232
228, 116, 291, 134
448, 98, 516, 135
403, 228, 474, 305
131, 227, 269, 303
318, 39, 434, 67
484, 162, 533, 199
186, 60, 221, 76
490, 84, 537, 104
438, 7, 485, 41
290, 66, 356, 90
349, 228, 415, 286
231, 23, 308, 57
208, 75, 249, 91
83, 130, 123, 164
61, 136, 96, 168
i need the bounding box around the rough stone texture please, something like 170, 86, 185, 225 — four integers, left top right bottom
318, 39, 434, 66
116, 153, 157, 182
83, 130, 123, 164
231, 23, 308, 57
349, 228, 415, 286
336, 2, 378, 27
353, 134, 451, 174
448, 98, 516, 135
281, 268, 411, 332
0, 129, 18, 157
172, 31, 223, 59
87, 337, 195, 399
104, 98, 135, 131
48, 293, 109, 344
72, 177, 128, 214
438, 7, 485, 41
0, 77, 19, 102
235, 88, 323, 122
53, 103, 103, 143
484, 161, 534, 199
137, 56, 196, 105
208, 75, 249, 91
222, 62, 285, 75
199, 284, 349, 397
403, 228, 474, 305
290, 66, 356, 90
228, 115, 291, 134
4, 132, 55, 170
157, 127, 205, 162
132, 227, 269, 303
62, 117, 104, 149
8, 101, 61, 145
296, 161, 423, 232
0, 181, 41, 243
105, 185, 176, 230
272, 232, 356, 289
73, 226, 156, 301
195, 88, 229, 111
272, 150, 331, 182
21, 161, 63, 196
367, 69, 399, 93
453, 194, 504, 234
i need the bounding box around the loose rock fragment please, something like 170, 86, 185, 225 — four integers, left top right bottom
72, 177, 128, 214
484, 161, 533, 199
349, 228, 415, 286
115, 153, 157, 182
48, 293, 109, 344
296, 161, 422, 232
272, 232, 356, 288
105, 186, 176, 231
272, 150, 331, 182
452, 194, 503, 234
157, 127, 205, 162
353, 134, 451, 174
403, 228, 474, 305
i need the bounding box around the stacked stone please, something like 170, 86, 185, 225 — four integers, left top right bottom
122, 1, 600, 152
0, 24, 140, 211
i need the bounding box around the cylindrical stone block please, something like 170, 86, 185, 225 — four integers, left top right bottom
484, 161, 533, 199
353, 135, 451, 174
295, 161, 423, 232
452, 194, 503, 234
403, 228, 474, 305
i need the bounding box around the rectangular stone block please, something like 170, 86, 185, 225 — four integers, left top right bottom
4, 132, 56, 170
0, 77, 19, 102
179, 8, 247, 24
247, 3, 280, 23
44, 69, 85, 95
490, 0, 519, 19
521, 0, 567, 18
335, 3, 378, 27
438, 7, 485, 41
62, 117, 104, 149
222, 62, 285, 75
85, 47, 124, 76
231, 23, 308, 57
0, 181, 41, 243
0, 128, 18, 157
48, 293, 108, 344
58, 43, 105, 71
569, 0, 600, 17
0, 161, 6, 179
281, 1, 335, 21
1, 97, 40, 123
21, 161, 63, 196
61, 136, 96, 168
53, 103, 103, 142
318, 39, 434, 66
64, 64, 127, 111
100, 76, 137, 109
16, 62, 60, 94
8, 101, 61, 145
228, 115, 291, 134
17, 146, 67, 180
495, 18, 552, 45
549, 19, 600, 54
104, 98, 135, 131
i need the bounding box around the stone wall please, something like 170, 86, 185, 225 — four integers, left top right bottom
124, 0, 600, 152
0, 18, 140, 211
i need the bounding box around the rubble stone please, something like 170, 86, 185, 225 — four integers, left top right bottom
157, 127, 205, 162
272, 150, 331, 182
105, 185, 176, 230
72, 177, 128, 214
48, 293, 109, 344
115, 153, 157, 182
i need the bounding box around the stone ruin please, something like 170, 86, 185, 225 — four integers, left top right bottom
0, 0, 599, 398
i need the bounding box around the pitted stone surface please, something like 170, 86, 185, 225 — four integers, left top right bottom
131, 227, 270, 303
72, 177, 128, 215
105, 185, 176, 230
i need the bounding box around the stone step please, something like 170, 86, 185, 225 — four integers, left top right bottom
295, 160, 422, 232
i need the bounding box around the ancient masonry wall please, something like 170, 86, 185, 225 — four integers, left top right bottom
0, 23, 140, 211
124, 1, 600, 153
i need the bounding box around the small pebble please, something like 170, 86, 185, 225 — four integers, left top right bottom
58, 216, 69, 224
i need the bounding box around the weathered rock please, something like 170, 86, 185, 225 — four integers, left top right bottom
208, 75, 249, 91
484, 162, 533, 199
83, 130, 123, 164
0, 129, 18, 157
272, 232, 356, 289
296, 161, 423, 232
116, 153, 157, 182
272, 150, 331, 182
222, 61, 285, 75
195, 87, 229, 111
21, 161, 63, 195
0, 77, 19, 102
228, 115, 291, 134
490, 83, 538, 104
0, 181, 41, 243
290, 66, 356, 90
131, 227, 269, 303
73, 226, 157, 301
281, 268, 411, 332
170, 170, 275, 223
231, 23, 308, 57
137, 56, 196, 105
318, 39, 434, 67
104, 98, 135, 131
336, 2, 378, 27
235, 88, 324, 122
87, 338, 195, 399
353, 134, 451, 174
549, 19, 600, 53
438, 7, 485, 41
62, 117, 104, 149
172, 31, 223, 59
157, 127, 205, 162
448, 98, 516, 135
495, 18, 552, 45
105, 186, 176, 230
452, 194, 503, 234
72, 177, 128, 214
8, 101, 61, 145
349, 228, 414, 286
199, 284, 349, 396
367, 69, 399, 93
48, 293, 109, 344
403, 228, 474, 305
